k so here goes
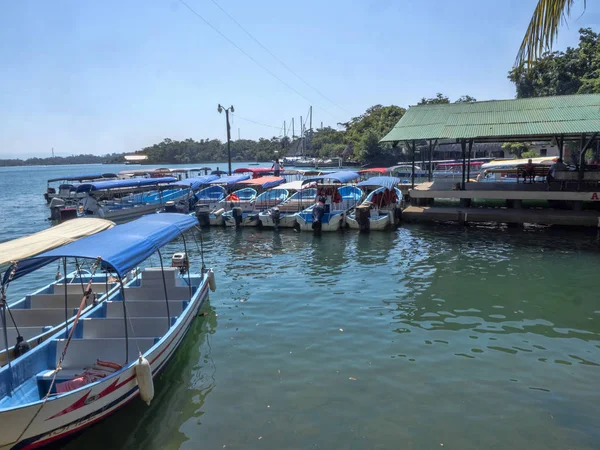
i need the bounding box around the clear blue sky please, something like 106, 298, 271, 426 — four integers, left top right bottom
1, 0, 599, 158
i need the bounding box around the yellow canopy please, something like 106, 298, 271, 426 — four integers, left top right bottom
0, 218, 115, 267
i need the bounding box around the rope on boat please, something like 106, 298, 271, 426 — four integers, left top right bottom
14, 257, 102, 445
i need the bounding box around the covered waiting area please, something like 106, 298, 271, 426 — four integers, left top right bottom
380, 94, 600, 189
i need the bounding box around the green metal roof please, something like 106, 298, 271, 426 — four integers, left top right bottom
380, 94, 600, 143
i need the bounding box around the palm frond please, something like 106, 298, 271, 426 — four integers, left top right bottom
516, 0, 585, 67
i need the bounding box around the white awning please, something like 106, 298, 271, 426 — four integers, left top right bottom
278, 180, 317, 191
0, 218, 115, 268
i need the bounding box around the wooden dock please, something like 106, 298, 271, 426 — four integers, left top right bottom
403, 206, 600, 227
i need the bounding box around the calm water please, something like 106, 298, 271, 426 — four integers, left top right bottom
1, 165, 599, 450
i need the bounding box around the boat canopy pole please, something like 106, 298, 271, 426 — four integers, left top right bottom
63, 258, 68, 339
181, 234, 193, 298
192, 227, 206, 272
74, 258, 88, 307
156, 249, 171, 329
117, 276, 129, 364
0, 287, 12, 377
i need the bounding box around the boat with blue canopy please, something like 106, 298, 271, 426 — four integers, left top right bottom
222, 187, 289, 228
346, 176, 403, 231
296, 171, 363, 232
45, 174, 118, 204
0, 219, 116, 366
258, 180, 317, 229
0, 214, 215, 449
73, 177, 193, 223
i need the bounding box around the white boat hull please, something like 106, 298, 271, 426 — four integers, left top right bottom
0, 275, 209, 450
258, 213, 298, 228
296, 212, 345, 232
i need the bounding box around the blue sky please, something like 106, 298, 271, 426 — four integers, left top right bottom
1, 0, 599, 158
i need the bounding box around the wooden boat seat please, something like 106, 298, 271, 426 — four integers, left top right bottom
105, 300, 188, 318
56, 337, 157, 369
52, 282, 113, 295
28, 293, 97, 310
80, 317, 170, 339
7, 309, 73, 327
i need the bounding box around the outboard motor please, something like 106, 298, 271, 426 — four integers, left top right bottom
356, 205, 371, 233
49, 197, 66, 221
271, 207, 281, 231
14, 335, 30, 357
195, 204, 211, 227
393, 206, 402, 226
312, 197, 326, 233
232, 207, 243, 228
164, 201, 177, 213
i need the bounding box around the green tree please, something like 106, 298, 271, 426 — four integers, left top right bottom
517, 0, 583, 65
417, 93, 450, 105
509, 28, 600, 98
502, 142, 530, 159
455, 95, 477, 103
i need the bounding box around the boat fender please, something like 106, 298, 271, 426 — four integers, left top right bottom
14, 336, 30, 357
213, 208, 225, 217
208, 269, 217, 292
136, 353, 154, 406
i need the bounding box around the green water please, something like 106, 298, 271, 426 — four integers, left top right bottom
1, 165, 599, 450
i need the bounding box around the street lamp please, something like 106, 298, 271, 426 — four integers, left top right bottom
218, 104, 235, 175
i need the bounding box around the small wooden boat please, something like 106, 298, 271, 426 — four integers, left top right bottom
0, 219, 117, 366
296, 171, 363, 232
0, 214, 214, 449
346, 176, 402, 231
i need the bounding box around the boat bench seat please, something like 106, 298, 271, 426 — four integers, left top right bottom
28, 293, 97, 310
55, 337, 157, 370
7, 309, 73, 327
105, 300, 188, 318
81, 317, 170, 339
4, 326, 50, 344
52, 282, 113, 296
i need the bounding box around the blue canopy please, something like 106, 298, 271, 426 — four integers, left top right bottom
3, 214, 198, 284
302, 171, 359, 185
356, 176, 401, 189
76, 177, 177, 193
208, 174, 250, 185
172, 175, 219, 190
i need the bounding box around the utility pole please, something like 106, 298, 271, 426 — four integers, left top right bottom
238, 128, 240, 140
320, 121, 323, 130
218, 104, 234, 175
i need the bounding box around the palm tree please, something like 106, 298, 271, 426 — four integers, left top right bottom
517, 0, 586, 65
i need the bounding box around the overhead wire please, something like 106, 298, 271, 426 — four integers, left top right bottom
207, 0, 350, 115
178, 0, 336, 118
230, 113, 282, 130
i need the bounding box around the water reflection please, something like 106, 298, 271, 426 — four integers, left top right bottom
62, 302, 216, 450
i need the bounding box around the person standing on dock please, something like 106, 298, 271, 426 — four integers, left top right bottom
547, 158, 567, 185
272, 158, 282, 177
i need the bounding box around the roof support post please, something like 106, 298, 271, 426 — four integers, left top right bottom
466, 140, 473, 183
460, 139, 466, 190
578, 132, 598, 187
411, 140, 416, 189
555, 134, 565, 161
428, 139, 437, 182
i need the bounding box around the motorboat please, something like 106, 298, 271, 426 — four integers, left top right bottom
44, 174, 118, 204
296, 171, 363, 232
390, 165, 427, 180
346, 177, 402, 231
0, 218, 115, 365
0, 214, 215, 449
209, 176, 285, 226
258, 180, 317, 229
223, 187, 289, 228
200, 175, 252, 226
69, 177, 188, 223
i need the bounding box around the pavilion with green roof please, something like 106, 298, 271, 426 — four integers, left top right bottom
381, 94, 600, 189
